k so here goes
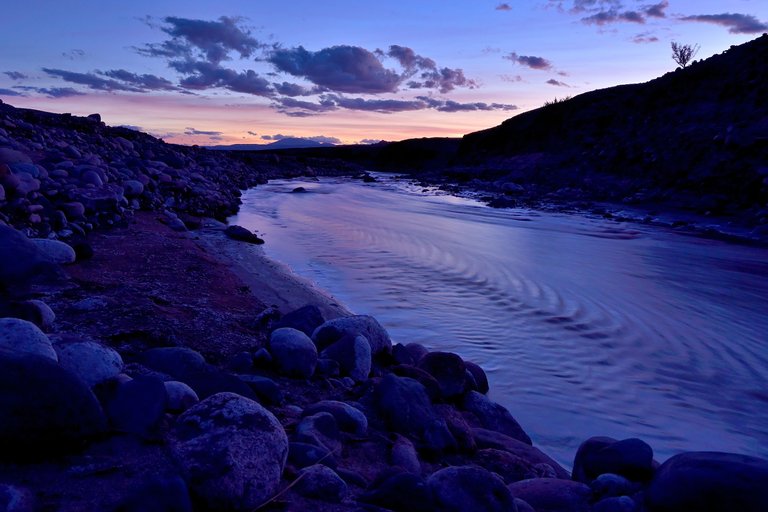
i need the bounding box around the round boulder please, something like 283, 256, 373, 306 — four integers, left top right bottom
0, 317, 57, 361
302, 400, 368, 436
312, 315, 392, 356
646, 451, 768, 512
462, 391, 532, 445
0, 352, 106, 460
30, 239, 76, 264
417, 351, 466, 399
507, 478, 592, 512
428, 465, 517, 512
55, 340, 123, 387
320, 333, 371, 381
572, 437, 654, 483
295, 464, 347, 502
170, 392, 288, 511
269, 327, 317, 378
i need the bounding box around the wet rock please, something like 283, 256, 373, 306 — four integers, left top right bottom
164, 380, 200, 412
591, 473, 637, 500
224, 224, 264, 244
320, 333, 371, 381
475, 448, 555, 483
465, 360, 489, 394
295, 464, 347, 502
273, 304, 325, 337
391, 364, 442, 401
428, 465, 517, 512
107, 375, 167, 439
117, 474, 192, 512
139, 347, 207, 380
507, 478, 592, 512
30, 238, 76, 264
462, 391, 531, 445
312, 314, 392, 356
170, 393, 288, 511
374, 374, 436, 437
572, 437, 654, 483
417, 351, 466, 399
295, 412, 342, 454
646, 451, 768, 512
472, 428, 570, 479
0, 352, 106, 460
303, 400, 368, 435
360, 472, 433, 512
269, 327, 317, 378
0, 317, 57, 360
54, 339, 123, 387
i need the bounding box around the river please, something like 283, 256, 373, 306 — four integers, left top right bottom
230, 175, 768, 468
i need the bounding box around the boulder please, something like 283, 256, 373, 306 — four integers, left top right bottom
0, 317, 57, 361
572, 437, 654, 483
118, 475, 192, 512
237, 374, 283, 405
0, 353, 106, 460
30, 239, 76, 264
0, 484, 35, 512
507, 478, 592, 512
0, 225, 51, 288
646, 451, 768, 512
20, 300, 56, 331
302, 400, 368, 436
591, 473, 638, 500
391, 435, 421, 474
320, 333, 371, 381
593, 496, 639, 512
417, 351, 466, 399
294, 412, 342, 454
170, 393, 288, 511
465, 360, 490, 394
472, 428, 570, 479
107, 375, 167, 439
182, 369, 258, 401
273, 304, 325, 337
294, 464, 347, 502
269, 327, 317, 378
288, 442, 337, 470
224, 225, 264, 244
374, 374, 436, 436
462, 391, 531, 445
428, 466, 517, 512
164, 380, 200, 412
139, 347, 207, 380
475, 448, 557, 483
0, 148, 31, 165
54, 339, 123, 387
312, 315, 392, 355
360, 472, 433, 512
122, 179, 144, 197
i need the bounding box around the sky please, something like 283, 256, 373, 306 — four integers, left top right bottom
1, 1, 766, 146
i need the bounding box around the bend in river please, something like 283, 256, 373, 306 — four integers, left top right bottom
231, 175, 768, 468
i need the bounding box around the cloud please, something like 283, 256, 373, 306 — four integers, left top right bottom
325, 94, 427, 113
43, 68, 142, 92
119, 125, 143, 131
140, 16, 261, 64
644, 1, 668, 18
504, 52, 553, 70
269, 45, 402, 94
273, 96, 337, 115
417, 97, 518, 113
173, 61, 273, 96
99, 69, 177, 90
359, 139, 383, 144
582, 9, 645, 25
496, 3, 512, 11
261, 133, 341, 144
184, 127, 223, 136
35, 87, 87, 98
247, 131, 259, 136
61, 49, 86, 60
547, 79, 570, 87
680, 13, 768, 34
0, 88, 24, 97
551, 0, 667, 25
632, 31, 659, 43
273, 81, 320, 97
4, 71, 27, 80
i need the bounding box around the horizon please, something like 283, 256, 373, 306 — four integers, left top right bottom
1, 1, 766, 146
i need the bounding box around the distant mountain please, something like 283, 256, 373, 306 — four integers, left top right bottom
210, 138, 335, 151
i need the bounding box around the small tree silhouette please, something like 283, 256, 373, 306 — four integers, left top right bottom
671, 41, 700, 69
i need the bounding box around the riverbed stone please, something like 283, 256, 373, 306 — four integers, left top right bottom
164, 380, 200, 412
273, 304, 325, 337
0, 317, 57, 361
645, 451, 768, 512
30, 238, 76, 264
373, 374, 436, 437
428, 465, 517, 512
572, 436, 654, 483
0, 352, 106, 460
417, 351, 466, 399
107, 375, 167, 439
508, 478, 592, 512
462, 391, 531, 445
224, 224, 264, 244
54, 339, 123, 387
320, 333, 371, 381
295, 412, 342, 454
391, 434, 421, 474
0, 224, 50, 288
237, 374, 283, 405
269, 327, 317, 378
472, 428, 570, 479
139, 346, 207, 380
295, 464, 347, 502
303, 400, 368, 435
288, 442, 337, 470
465, 360, 489, 394
170, 392, 288, 511
312, 314, 392, 355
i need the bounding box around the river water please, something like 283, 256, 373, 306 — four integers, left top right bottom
231, 175, 768, 467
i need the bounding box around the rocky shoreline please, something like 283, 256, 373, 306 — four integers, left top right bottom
1, 102, 768, 511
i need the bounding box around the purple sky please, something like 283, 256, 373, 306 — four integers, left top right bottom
1, 1, 765, 145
